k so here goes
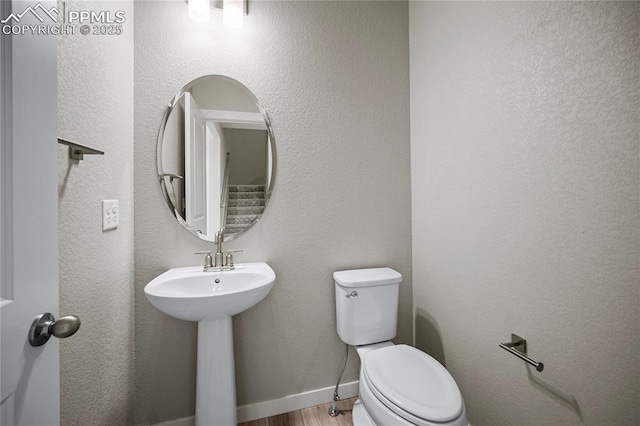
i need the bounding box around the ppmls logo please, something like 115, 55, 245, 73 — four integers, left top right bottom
1, 3, 59, 24
2, 2, 125, 36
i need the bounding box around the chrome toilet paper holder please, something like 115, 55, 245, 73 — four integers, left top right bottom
499, 333, 544, 372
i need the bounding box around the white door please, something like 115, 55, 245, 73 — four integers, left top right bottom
205, 122, 222, 233
1, 1, 60, 424
184, 92, 208, 237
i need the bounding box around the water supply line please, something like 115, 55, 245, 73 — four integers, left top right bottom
328, 343, 350, 417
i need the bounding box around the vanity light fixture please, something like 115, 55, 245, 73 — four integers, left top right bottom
187, 0, 248, 27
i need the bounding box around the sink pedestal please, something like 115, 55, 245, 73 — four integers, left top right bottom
144, 263, 276, 426
196, 316, 236, 426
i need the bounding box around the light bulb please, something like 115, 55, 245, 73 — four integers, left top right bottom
223, 0, 244, 28
188, 0, 210, 23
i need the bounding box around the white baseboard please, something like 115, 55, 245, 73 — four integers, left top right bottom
238, 380, 359, 423
154, 417, 195, 426
152, 381, 359, 425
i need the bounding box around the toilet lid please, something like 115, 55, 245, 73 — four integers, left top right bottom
363, 345, 463, 422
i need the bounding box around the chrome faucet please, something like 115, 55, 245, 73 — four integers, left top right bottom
195, 229, 242, 272
214, 230, 225, 268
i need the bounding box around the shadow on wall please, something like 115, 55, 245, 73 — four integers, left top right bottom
415, 309, 584, 423
57, 154, 78, 198
414, 308, 446, 366
526, 366, 584, 423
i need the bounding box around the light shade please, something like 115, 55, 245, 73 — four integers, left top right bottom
223, 0, 244, 28
188, 0, 210, 23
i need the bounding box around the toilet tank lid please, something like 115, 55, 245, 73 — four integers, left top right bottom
333, 268, 402, 288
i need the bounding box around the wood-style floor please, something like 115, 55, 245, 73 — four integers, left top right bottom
238, 397, 357, 426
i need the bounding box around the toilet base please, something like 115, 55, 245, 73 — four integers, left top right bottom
352, 399, 375, 426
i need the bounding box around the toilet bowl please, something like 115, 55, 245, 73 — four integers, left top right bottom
355, 343, 467, 426
334, 268, 468, 426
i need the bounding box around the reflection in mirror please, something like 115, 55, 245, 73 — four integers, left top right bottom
157, 75, 275, 242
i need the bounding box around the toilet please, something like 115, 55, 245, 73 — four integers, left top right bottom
334, 267, 468, 426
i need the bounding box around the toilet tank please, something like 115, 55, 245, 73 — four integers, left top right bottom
334, 268, 402, 346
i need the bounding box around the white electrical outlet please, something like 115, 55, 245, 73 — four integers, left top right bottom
102, 200, 119, 231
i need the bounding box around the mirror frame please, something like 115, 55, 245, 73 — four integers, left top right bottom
156, 75, 277, 242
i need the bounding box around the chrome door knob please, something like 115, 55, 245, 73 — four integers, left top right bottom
28, 313, 81, 347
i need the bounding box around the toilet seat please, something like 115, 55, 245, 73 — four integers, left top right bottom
363, 345, 463, 424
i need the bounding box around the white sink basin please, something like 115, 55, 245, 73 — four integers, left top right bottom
144, 262, 275, 322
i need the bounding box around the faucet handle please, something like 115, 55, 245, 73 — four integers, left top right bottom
225, 249, 243, 269
194, 251, 213, 269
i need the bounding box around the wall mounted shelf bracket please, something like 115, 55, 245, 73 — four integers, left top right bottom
58, 138, 104, 161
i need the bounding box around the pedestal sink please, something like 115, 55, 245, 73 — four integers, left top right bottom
144, 262, 275, 426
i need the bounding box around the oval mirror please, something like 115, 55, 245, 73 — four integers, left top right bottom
157, 75, 276, 242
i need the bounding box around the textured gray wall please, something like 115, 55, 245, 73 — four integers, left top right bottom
134, 1, 411, 424
57, 1, 135, 425
410, 2, 639, 425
